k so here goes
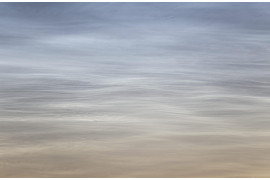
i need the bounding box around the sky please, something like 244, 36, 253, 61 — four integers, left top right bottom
1, 2, 270, 177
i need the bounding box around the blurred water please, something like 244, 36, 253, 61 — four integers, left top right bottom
1, 2, 270, 177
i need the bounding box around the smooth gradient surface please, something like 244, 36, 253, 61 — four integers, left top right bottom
1, 2, 270, 177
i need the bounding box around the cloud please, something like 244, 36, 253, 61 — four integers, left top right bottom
2, 4, 270, 177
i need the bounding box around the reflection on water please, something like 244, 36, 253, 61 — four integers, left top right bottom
1, 2, 270, 177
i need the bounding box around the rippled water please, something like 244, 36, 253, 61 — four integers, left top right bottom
1, 2, 270, 177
